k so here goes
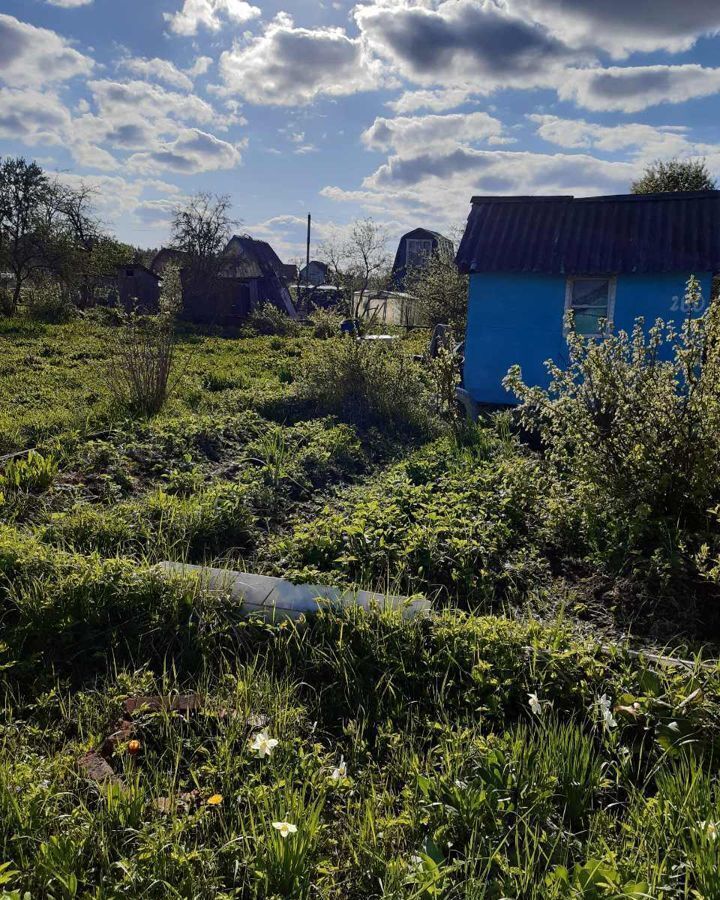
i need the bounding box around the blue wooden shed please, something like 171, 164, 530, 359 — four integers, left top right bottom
455, 190, 720, 406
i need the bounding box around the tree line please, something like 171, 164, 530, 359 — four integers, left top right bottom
1, 153, 715, 322
0, 157, 137, 316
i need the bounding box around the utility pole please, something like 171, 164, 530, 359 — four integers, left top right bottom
305, 214, 311, 311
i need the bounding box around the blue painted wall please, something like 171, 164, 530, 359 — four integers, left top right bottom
464, 271, 714, 405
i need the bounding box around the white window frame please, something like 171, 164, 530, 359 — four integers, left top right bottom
564, 276, 617, 338
405, 238, 433, 268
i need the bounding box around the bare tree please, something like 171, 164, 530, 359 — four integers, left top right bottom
319, 218, 391, 319
170, 192, 237, 276
55, 181, 102, 251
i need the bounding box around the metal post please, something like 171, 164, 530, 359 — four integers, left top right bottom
305, 214, 311, 311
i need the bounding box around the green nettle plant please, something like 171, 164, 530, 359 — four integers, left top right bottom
504, 277, 720, 584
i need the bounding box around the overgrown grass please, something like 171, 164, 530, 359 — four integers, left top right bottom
0, 319, 345, 454
1, 594, 720, 897
4, 318, 720, 897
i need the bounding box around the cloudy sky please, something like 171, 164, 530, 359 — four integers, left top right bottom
2, 0, 720, 259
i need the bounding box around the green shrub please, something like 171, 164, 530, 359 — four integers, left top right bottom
108, 266, 182, 417
247, 303, 300, 337
298, 337, 434, 435
308, 307, 342, 339
505, 278, 720, 592
24, 281, 75, 324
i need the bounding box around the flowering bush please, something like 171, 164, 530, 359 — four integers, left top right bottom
505, 278, 720, 596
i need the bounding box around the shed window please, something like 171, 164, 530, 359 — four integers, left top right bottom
565, 277, 616, 337
406, 239, 433, 270
126, 268, 135, 277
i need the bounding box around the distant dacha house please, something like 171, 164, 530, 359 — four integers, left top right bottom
455, 190, 720, 408
140, 236, 297, 326
116, 263, 161, 312
299, 260, 329, 286
392, 228, 454, 290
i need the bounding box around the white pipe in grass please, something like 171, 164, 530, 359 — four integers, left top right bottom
157, 562, 430, 622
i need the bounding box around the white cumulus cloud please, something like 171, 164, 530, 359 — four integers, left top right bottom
530, 114, 719, 160
122, 57, 194, 92
355, 0, 577, 93
219, 13, 381, 106
128, 128, 244, 174
363, 111, 507, 153
165, 0, 260, 36
0, 14, 93, 87
514, 0, 720, 57
559, 65, 720, 112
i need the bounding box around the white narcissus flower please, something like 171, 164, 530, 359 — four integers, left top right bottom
250, 731, 279, 758
597, 695, 617, 729
603, 708, 617, 729
331, 757, 347, 780
700, 821, 719, 841
272, 820, 298, 838
528, 692, 542, 716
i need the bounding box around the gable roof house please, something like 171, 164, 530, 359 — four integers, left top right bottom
456, 190, 720, 406
150, 248, 190, 275
392, 228, 454, 290
299, 260, 329, 287
150, 236, 296, 326
222, 235, 296, 315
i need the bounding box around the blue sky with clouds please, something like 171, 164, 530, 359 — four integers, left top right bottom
2, 0, 720, 260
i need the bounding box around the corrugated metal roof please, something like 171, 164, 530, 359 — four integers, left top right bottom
456, 191, 720, 275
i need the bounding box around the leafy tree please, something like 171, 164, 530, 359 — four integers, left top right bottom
41, 184, 129, 306
71, 236, 135, 307
0, 157, 116, 314
631, 158, 717, 194
0, 157, 50, 314
406, 248, 468, 332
